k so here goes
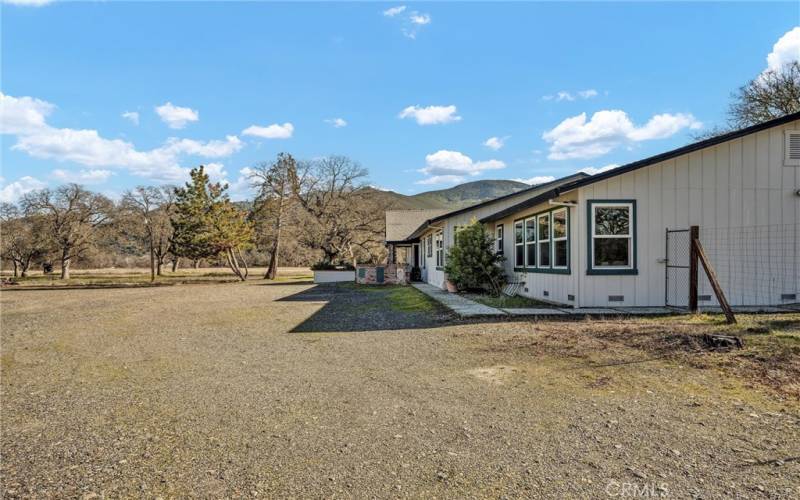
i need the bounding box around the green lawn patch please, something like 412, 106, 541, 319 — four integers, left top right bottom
465, 293, 555, 309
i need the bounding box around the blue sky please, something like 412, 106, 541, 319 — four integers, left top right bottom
1, 1, 798, 201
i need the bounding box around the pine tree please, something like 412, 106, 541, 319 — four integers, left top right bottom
444, 218, 506, 295
171, 166, 254, 280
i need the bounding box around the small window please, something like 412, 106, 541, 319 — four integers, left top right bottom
525, 217, 536, 267
514, 221, 524, 267
590, 201, 635, 271
495, 224, 504, 254
427, 235, 433, 257
421, 239, 426, 269
537, 213, 551, 268
786, 131, 800, 166
435, 232, 444, 268
552, 208, 568, 268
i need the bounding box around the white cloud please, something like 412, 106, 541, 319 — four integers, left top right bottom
0, 92, 55, 135
512, 175, 556, 186
542, 110, 702, 160
483, 136, 507, 151
12, 128, 243, 182
399, 105, 461, 125
765, 27, 800, 74
409, 12, 431, 25
1, 0, 54, 6
158, 136, 243, 157
202, 162, 229, 183
155, 102, 199, 129
51, 168, 113, 184
578, 163, 620, 176
242, 122, 294, 139
383, 5, 406, 17
1, 93, 245, 183
417, 150, 505, 185
325, 117, 347, 128
0, 176, 47, 203
386, 9, 431, 39
121, 111, 139, 126
543, 89, 600, 102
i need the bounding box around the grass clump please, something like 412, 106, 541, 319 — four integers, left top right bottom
467, 293, 554, 309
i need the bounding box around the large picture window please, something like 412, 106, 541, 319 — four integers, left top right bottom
589, 201, 635, 273
495, 224, 504, 254
514, 221, 524, 267
525, 217, 536, 267
435, 232, 444, 268
552, 208, 568, 268
537, 213, 551, 268
512, 207, 571, 273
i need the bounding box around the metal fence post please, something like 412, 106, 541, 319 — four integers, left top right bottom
689, 225, 699, 313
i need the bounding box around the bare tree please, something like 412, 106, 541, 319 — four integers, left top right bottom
0, 203, 50, 277
294, 156, 389, 267
120, 186, 176, 281
249, 153, 300, 279
695, 61, 800, 140
21, 184, 113, 279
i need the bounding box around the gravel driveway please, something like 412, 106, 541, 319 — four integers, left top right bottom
2, 282, 798, 498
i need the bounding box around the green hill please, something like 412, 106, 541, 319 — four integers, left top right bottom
366, 179, 530, 210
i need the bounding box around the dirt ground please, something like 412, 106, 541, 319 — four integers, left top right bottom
1, 280, 798, 498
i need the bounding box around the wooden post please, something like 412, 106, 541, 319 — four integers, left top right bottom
689, 225, 699, 313
694, 238, 737, 324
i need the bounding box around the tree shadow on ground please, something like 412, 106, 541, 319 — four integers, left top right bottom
277, 282, 454, 333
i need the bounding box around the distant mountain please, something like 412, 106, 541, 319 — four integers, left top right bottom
366, 179, 530, 210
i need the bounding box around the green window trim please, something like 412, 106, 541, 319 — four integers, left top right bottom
586, 199, 638, 276
512, 206, 571, 275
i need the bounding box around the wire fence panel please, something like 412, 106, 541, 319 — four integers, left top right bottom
697, 223, 799, 306
665, 229, 690, 308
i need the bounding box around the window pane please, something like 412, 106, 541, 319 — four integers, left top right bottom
514, 223, 523, 244
553, 210, 567, 238
526, 243, 536, 267
538, 215, 550, 240
554, 240, 568, 267
594, 207, 629, 236
539, 241, 550, 267
594, 238, 630, 267
525, 219, 536, 242
515, 245, 524, 266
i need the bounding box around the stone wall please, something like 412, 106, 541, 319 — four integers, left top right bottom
355, 264, 411, 285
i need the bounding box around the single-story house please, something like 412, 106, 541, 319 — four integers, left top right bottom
388, 111, 800, 308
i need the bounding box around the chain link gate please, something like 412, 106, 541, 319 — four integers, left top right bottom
665, 228, 690, 308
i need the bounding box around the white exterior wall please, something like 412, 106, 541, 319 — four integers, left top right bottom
492, 194, 580, 306
416, 183, 580, 289
575, 119, 799, 307
487, 119, 799, 307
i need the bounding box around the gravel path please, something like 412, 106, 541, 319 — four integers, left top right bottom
2, 282, 798, 498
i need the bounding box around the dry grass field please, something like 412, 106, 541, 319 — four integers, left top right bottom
1, 276, 798, 498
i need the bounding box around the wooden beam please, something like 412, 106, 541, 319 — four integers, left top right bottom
693, 238, 737, 324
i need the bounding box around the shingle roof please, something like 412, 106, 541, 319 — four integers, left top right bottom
385, 209, 449, 243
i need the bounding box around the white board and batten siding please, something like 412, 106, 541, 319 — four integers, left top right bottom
576, 119, 800, 307
492, 194, 581, 306
418, 183, 576, 289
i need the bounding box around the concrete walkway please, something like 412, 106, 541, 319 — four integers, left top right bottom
411, 283, 504, 317
412, 283, 799, 319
